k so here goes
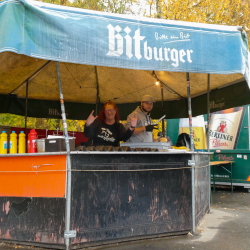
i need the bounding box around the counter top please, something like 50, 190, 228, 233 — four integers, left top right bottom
0, 151, 213, 157
0, 152, 67, 157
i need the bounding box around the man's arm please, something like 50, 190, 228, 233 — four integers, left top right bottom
127, 113, 146, 135
127, 113, 157, 135
133, 127, 146, 135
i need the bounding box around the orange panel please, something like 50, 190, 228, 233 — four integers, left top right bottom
0, 155, 66, 198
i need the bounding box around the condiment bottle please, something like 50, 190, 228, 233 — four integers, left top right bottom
0, 131, 8, 154
10, 131, 17, 154
18, 131, 26, 153
28, 129, 37, 153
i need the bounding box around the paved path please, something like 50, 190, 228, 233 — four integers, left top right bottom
1, 187, 250, 250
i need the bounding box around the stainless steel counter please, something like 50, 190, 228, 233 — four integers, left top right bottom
0, 151, 212, 157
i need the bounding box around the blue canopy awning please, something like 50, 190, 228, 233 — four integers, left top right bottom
0, 0, 249, 86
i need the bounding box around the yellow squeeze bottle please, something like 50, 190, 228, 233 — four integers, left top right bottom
0, 131, 8, 154
18, 131, 26, 153
10, 131, 17, 154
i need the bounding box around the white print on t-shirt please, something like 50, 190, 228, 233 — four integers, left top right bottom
97, 128, 115, 142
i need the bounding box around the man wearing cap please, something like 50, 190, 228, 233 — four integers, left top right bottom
126, 95, 157, 143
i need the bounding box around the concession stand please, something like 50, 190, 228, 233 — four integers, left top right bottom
0, 0, 250, 249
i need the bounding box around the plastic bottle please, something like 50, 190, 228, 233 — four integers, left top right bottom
18, 131, 26, 153
28, 129, 37, 153
10, 131, 17, 154
0, 131, 8, 154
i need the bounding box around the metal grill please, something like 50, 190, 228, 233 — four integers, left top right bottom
77, 146, 159, 152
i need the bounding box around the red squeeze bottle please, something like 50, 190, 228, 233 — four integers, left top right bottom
28, 129, 37, 153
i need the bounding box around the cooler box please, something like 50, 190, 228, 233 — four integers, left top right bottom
45, 137, 75, 152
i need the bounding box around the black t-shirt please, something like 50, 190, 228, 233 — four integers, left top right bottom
84, 118, 134, 147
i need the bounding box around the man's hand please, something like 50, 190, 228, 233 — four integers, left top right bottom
128, 114, 137, 128
145, 124, 157, 132
86, 110, 98, 126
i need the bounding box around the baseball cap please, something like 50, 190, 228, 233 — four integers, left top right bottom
141, 95, 154, 102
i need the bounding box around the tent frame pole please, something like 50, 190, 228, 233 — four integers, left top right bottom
186, 73, 195, 235
8, 60, 51, 95
160, 83, 165, 136
150, 71, 184, 99
95, 66, 100, 116
207, 74, 211, 210
56, 62, 74, 250
24, 80, 29, 135
248, 106, 250, 150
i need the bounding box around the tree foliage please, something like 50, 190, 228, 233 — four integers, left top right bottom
149, 0, 250, 48
0, 113, 86, 132
40, 0, 140, 14
0, 114, 165, 138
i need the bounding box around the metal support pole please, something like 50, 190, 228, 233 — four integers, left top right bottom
231, 163, 233, 193
207, 74, 211, 209
24, 80, 29, 136
248, 106, 250, 150
213, 165, 215, 192
95, 66, 100, 116
160, 83, 165, 136
56, 62, 75, 250
187, 73, 194, 152
186, 73, 195, 235
207, 74, 210, 151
